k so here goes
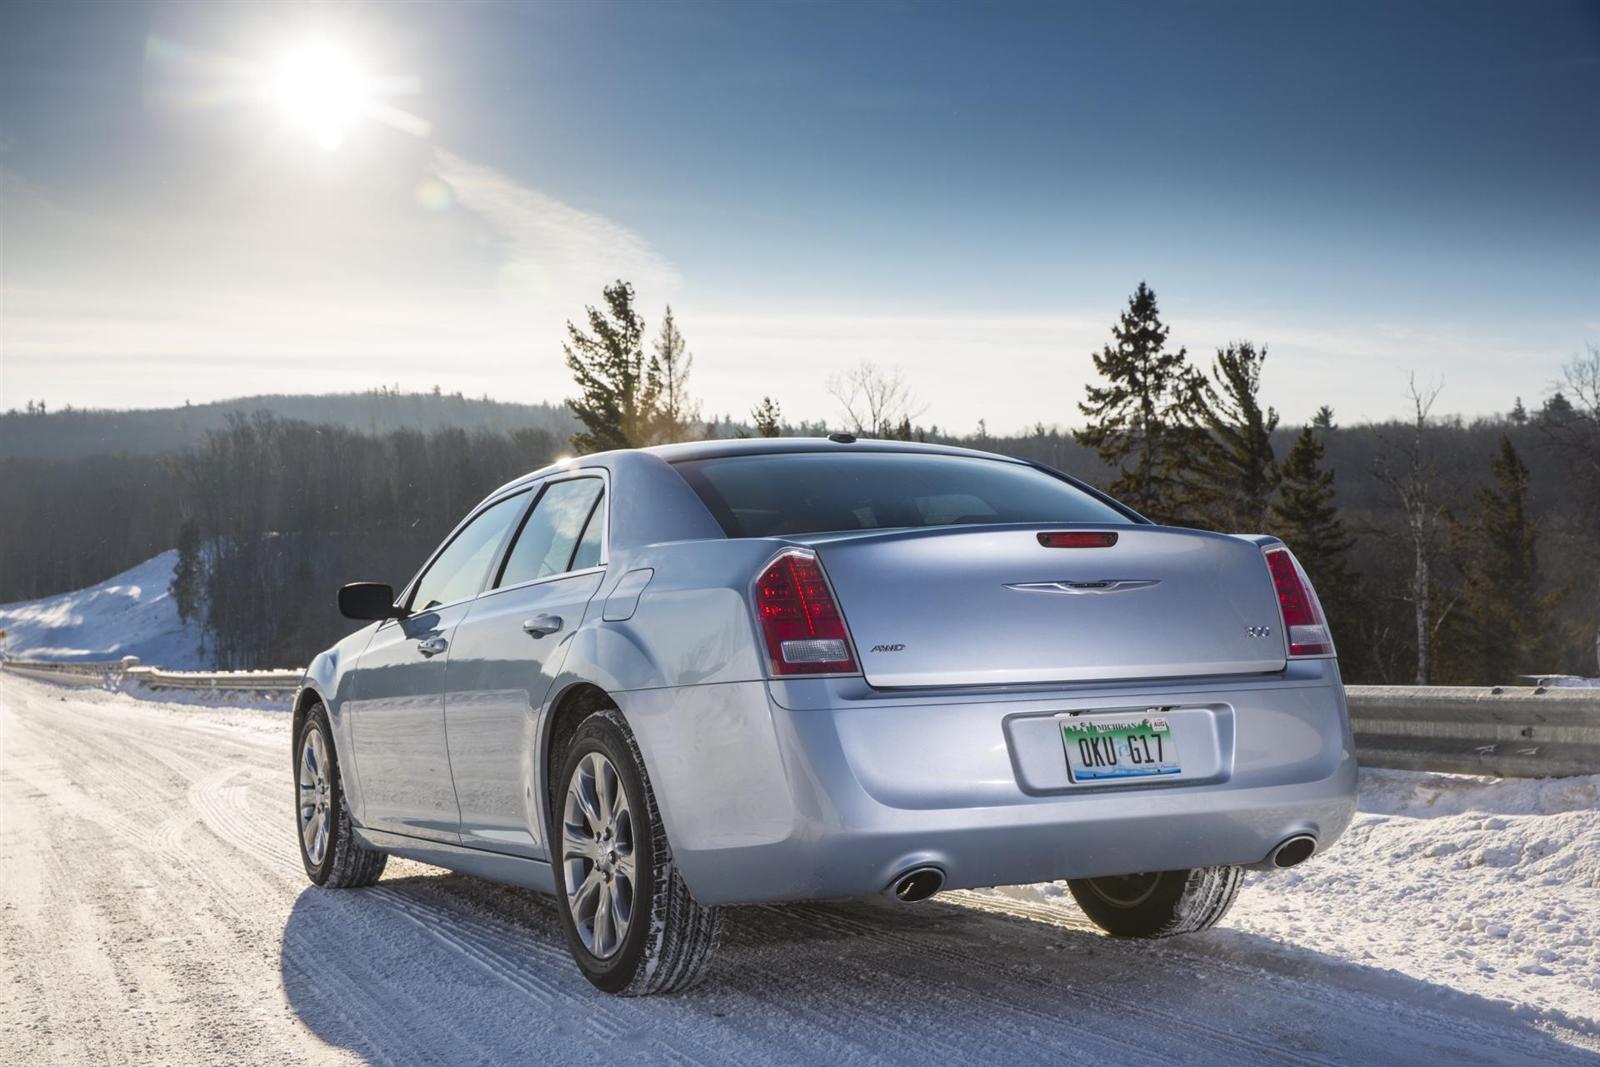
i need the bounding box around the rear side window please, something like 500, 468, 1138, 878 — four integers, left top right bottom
408, 492, 529, 611
674, 453, 1130, 538
497, 479, 605, 587
569, 496, 605, 570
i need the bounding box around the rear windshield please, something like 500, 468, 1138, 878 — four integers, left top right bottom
675, 452, 1131, 538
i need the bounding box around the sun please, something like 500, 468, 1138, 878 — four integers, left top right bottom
267, 42, 375, 152
141, 32, 429, 153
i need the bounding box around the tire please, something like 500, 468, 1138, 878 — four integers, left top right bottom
551, 706, 723, 995
1066, 866, 1242, 938
294, 701, 387, 888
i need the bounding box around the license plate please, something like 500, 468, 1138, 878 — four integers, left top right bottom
1062, 714, 1181, 782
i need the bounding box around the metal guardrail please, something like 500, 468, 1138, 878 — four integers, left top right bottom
1345, 685, 1600, 778
1, 656, 301, 699
4, 657, 1596, 777
0, 658, 127, 687
125, 665, 302, 695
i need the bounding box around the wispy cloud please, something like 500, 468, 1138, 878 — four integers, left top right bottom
0, 151, 1573, 429
433, 149, 679, 308
1, 151, 682, 409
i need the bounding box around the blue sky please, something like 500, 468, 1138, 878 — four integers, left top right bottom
2, 0, 1596, 430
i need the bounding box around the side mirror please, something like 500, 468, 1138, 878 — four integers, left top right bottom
339, 582, 406, 621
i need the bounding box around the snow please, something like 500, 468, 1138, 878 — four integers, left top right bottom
989, 767, 1600, 1032
4, 672, 1598, 1065
0, 551, 206, 668
118, 677, 297, 710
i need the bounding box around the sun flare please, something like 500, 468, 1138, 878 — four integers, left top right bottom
267, 42, 374, 151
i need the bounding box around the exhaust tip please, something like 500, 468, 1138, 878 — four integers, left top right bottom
888, 867, 945, 902
1271, 834, 1318, 869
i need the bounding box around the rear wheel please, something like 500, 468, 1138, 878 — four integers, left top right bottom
295, 701, 386, 888
552, 706, 723, 995
1067, 866, 1242, 938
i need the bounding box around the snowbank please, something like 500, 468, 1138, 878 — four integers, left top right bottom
0, 551, 207, 668
994, 768, 1600, 1029
119, 675, 296, 710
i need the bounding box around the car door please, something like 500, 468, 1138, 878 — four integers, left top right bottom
345, 489, 531, 841
444, 475, 607, 858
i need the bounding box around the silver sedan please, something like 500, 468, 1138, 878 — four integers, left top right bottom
295, 438, 1357, 994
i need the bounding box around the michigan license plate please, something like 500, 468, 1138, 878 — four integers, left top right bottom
1062, 714, 1181, 782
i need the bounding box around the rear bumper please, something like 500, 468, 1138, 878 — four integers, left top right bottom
618, 662, 1358, 906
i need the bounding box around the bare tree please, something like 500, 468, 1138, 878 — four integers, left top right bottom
650, 305, 700, 443
826, 361, 926, 437
1539, 343, 1600, 671
1539, 344, 1600, 488
1373, 376, 1448, 684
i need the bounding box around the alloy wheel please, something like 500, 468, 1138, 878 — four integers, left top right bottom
298, 725, 332, 867
1084, 871, 1162, 908
561, 751, 636, 958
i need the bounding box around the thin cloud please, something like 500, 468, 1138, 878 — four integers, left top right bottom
2, 150, 684, 408
433, 149, 679, 306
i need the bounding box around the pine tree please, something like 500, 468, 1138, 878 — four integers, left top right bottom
170, 517, 203, 625
650, 305, 699, 443
564, 281, 659, 453
1455, 435, 1552, 684
1539, 391, 1575, 422
1075, 283, 1205, 524
1271, 425, 1355, 633
1190, 342, 1279, 531
751, 396, 783, 438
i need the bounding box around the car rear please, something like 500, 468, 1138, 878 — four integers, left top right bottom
620, 443, 1357, 906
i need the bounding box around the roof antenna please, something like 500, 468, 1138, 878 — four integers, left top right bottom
827, 432, 856, 444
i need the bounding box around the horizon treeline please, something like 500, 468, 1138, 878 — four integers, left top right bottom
1, 282, 1595, 682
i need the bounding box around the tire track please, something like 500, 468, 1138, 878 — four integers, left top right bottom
756, 899, 1339, 1067
946, 887, 1583, 1060
370, 885, 784, 1067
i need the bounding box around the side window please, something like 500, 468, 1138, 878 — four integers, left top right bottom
498, 479, 605, 587
407, 492, 529, 612
570, 494, 605, 570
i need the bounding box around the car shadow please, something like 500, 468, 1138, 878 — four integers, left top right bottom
280, 868, 1597, 1067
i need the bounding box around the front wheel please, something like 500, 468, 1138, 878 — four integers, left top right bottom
295, 701, 386, 888
552, 707, 723, 995
1066, 866, 1243, 938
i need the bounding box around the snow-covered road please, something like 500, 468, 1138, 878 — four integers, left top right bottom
2, 673, 1596, 1066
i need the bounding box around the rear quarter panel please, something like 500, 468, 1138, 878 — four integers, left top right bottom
561, 538, 785, 693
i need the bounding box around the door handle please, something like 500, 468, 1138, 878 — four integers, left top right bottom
416, 636, 448, 657
522, 614, 563, 638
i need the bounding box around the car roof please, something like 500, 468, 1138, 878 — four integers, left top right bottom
484, 437, 1032, 505
637, 436, 1028, 464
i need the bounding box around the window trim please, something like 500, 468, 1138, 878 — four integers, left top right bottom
395, 487, 536, 617
488, 473, 609, 595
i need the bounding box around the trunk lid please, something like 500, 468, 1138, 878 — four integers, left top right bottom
805, 524, 1286, 687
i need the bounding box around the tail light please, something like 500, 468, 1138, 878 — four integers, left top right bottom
1263, 545, 1334, 657
752, 548, 859, 675
1038, 531, 1119, 548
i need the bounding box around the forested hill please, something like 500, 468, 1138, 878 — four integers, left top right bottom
0, 390, 578, 460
